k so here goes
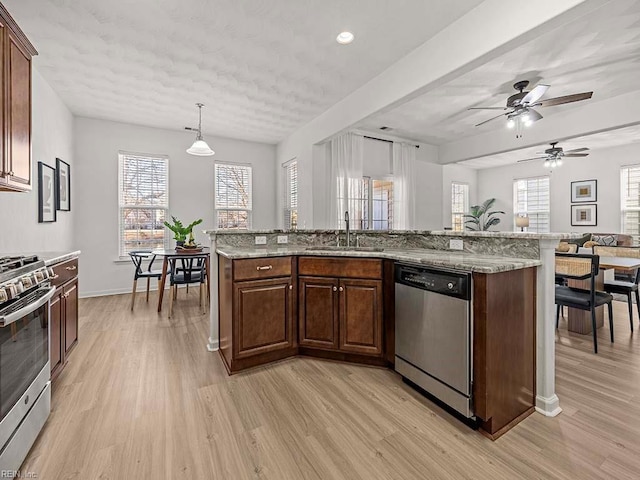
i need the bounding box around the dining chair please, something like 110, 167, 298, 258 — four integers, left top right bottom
167, 254, 208, 318
555, 253, 614, 354
594, 245, 640, 332
129, 250, 165, 310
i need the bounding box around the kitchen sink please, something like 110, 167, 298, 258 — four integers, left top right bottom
304, 246, 384, 252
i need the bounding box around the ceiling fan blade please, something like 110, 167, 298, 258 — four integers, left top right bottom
475, 112, 509, 127
527, 108, 543, 122
521, 84, 549, 104
517, 157, 548, 163
537, 92, 593, 107
564, 147, 589, 153
468, 107, 509, 110
563, 153, 589, 157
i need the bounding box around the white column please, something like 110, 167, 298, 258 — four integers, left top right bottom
535, 237, 561, 416
207, 233, 219, 351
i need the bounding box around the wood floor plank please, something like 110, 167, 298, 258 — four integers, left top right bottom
19, 292, 640, 479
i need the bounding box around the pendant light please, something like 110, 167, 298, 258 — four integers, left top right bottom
186, 103, 215, 156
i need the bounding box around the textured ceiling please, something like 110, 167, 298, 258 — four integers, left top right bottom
357, 0, 640, 145
5, 0, 483, 144
459, 123, 640, 169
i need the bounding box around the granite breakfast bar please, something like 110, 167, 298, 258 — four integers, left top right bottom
205, 229, 569, 432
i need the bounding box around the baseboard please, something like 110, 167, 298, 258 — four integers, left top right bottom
535, 394, 563, 417
79, 284, 188, 299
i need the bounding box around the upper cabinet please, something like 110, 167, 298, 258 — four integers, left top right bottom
0, 3, 37, 192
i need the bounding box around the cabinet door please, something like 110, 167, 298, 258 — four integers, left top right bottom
63, 278, 78, 354
339, 279, 383, 355
298, 276, 339, 349
0, 20, 5, 179
49, 288, 64, 378
233, 277, 293, 358
6, 30, 31, 189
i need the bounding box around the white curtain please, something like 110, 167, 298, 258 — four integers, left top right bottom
393, 142, 416, 230
329, 133, 364, 229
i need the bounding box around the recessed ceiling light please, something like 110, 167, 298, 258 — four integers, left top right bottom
336, 32, 354, 44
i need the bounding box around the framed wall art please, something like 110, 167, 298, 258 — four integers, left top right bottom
571, 204, 597, 227
571, 179, 597, 203
38, 162, 57, 223
56, 158, 71, 211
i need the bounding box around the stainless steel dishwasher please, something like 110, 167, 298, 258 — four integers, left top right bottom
395, 263, 473, 418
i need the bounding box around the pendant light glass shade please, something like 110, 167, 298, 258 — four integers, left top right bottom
186, 103, 215, 156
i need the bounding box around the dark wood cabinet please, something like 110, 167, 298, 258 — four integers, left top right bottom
339, 279, 383, 355
234, 277, 294, 358
219, 256, 297, 373
0, 4, 37, 192
297, 258, 385, 358
50, 259, 79, 380
299, 276, 339, 349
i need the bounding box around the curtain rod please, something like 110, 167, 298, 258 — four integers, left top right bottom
362, 135, 419, 149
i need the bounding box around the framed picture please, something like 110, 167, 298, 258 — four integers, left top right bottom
571, 179, 597, 203
56, 158, 71, 211
571, 204, 597, 227
38, 162, 57, 223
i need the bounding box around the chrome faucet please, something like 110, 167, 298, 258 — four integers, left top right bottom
344, 211, 350, 247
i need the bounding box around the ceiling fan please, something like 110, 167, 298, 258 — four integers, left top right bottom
469, 80, 593, 137
516, 142, 590, 168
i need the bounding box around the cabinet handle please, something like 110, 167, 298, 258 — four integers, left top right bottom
8, 171, 14, 176
51, 274, 60, 279
332, 286, 338, 292
64, 292, 69, 298
339, 287, 344, 292
256, 265, 272, 271
65, 266, 77, 271
289, 285, 293, 290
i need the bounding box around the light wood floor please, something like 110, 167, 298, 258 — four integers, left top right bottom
21, 292, 640, 479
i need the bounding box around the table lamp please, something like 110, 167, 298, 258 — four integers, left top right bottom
516, 215, 530, 232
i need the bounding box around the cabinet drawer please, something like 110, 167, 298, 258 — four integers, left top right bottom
51, 258, 78, 287
233, 257, 292, 281
298, 257, 382, 279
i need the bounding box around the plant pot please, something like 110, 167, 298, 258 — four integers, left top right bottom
176, 240, 185, 248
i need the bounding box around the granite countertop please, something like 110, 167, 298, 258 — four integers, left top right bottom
215, 246, 541, 274
11, 251, 81, 266
204, 229, 578, 240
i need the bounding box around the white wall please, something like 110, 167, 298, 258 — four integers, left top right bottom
477, 142, 640, 233
74, 117, 276, 297
442, 164, 478, 229
0, 68, 74, 252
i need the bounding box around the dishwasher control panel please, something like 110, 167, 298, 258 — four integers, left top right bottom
395, 264, 470, 300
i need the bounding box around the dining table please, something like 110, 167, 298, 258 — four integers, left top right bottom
566, 255, 640, 334
152, 248, 211, 312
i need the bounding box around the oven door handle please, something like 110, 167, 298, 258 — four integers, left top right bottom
0, 286, 56, 327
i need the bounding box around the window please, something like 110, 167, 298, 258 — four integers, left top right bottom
118, 152, 169, 257
283, 160, 298, 229
621, 165, 640, 242
451, 182, 469, 231
513, 176, 550, 233
215, 163, 252, 229
337, 177, 393, 230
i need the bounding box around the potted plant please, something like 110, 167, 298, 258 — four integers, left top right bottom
463, 198, 505, 231
163, 216, 203, 248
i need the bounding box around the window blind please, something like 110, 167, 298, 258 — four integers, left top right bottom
215, 163, 252, 229
621, 165, 640, 242
451, 182, 469, 231
118, 153, 169, 256
283, 160, 298, 229
513, 176, 550, 233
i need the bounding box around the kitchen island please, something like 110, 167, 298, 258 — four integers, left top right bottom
205, 230, 569, 438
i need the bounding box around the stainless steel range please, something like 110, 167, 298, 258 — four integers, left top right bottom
0, 256, 56, 472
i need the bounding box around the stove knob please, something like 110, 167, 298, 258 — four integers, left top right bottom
447, 282, 455, 290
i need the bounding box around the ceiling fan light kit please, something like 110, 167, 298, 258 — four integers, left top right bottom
518, 141, 589, 168
470, 80, 593, 138
186, 103, 215, 157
